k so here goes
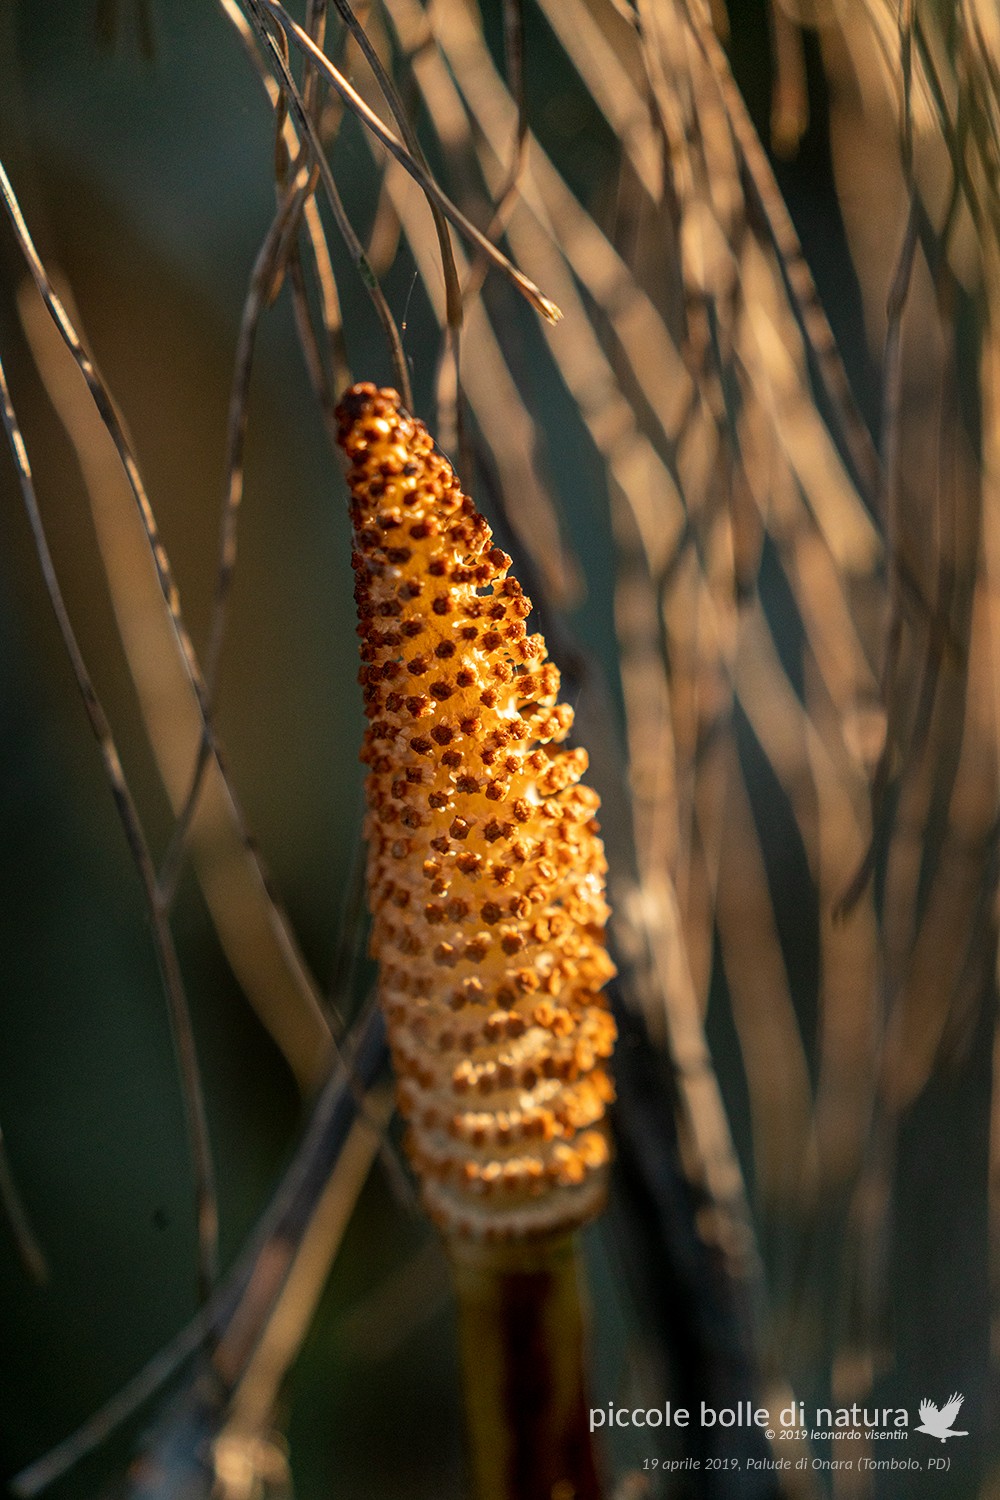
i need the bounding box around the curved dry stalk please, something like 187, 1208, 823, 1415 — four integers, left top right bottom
0, 161, 200, 704
300, 196, 351, 393
330, 0, 465, 451
213, 1083, 394, 1447
380, 160, 579, 605
0, 353, 219, 1300
242, 0, 414, 405
331, 0, 463, 329
295, 4, 347, 400
158, 15, 344, 877
209, 165, 327, 695
246, 0, 562, 324
217, 0, 351, 410
301, 0, 328, 118
121, 1020, 391, 1500
158, 164, 323, 907
12, 1003, 388, 1498
8, 176, 334, 1093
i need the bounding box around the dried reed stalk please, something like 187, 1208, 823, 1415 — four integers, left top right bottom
2, 162, 335, 1096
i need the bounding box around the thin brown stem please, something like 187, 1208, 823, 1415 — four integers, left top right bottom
329, 0, 464, 444
0, 160, 213, 729
12, 1004, 387, 1498
243, 0, 414, 405
0, 354, 219, 1301
218, 0, 352, 408
249, 0, 562, 323
158, 165, 318, 907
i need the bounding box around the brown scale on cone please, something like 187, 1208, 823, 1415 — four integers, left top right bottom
337, 382, 616, 1240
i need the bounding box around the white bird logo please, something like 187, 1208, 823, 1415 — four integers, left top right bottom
916, 1394, 968, 1442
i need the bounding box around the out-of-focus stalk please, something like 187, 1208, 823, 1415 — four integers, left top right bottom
451, 1234, 601, 1500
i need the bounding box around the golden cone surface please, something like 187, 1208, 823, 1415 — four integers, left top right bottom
338, 383, 616, 1239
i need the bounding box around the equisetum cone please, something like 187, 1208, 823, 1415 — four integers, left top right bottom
338, 382, 616, 1241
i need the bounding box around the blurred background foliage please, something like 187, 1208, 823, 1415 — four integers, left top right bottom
0, 2, 998, 1498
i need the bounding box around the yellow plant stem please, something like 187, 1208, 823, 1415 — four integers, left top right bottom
449, 1232, 602, 1500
